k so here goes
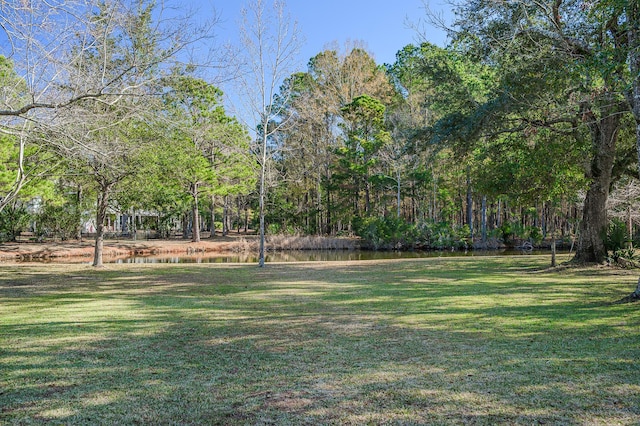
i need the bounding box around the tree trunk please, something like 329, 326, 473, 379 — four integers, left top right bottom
633, 279, 640, 299
614, 276, 640, 304
237, 196, 242, 233
92, 183, 112, 267
627, 2, 640, 300
0, 123, 28, 214
574, 185, 610, 263
396, 169, 401, 218
549, 202, 557, 268
481, 195, 487, 243
191, 185, 200, 243
325, 173, 332, 235
76, 185, 83, 241
210, 194, 216, 238
466, 166, 473, 240
223, 195, 229, 236
132, 209, 137, 241
573, 99, 620, 263
364, 177, 371, 214
628, 1, 640, 181
258, 124, 268, 267
182, 214, 189, 239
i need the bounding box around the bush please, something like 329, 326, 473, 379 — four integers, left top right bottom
605, 218, 629, 253
497, 221, 539, 247
605, 219, 635, 264
527, 226, 543, 246
355, 217, 470, 251
414, 221, 470, 250
354, 216, 415, 250
36, 203, 81, 240
0, 204, 31, 242
266, 223, 298, 236
498, 222, 514, 246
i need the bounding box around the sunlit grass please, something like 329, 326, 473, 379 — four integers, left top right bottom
1, 255, 639, 424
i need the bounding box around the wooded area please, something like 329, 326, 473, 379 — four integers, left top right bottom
1, 0, 639, 273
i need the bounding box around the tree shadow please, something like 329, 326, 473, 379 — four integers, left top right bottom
1, 260, 639, 423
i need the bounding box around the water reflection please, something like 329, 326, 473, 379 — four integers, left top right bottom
111, 249, 553, 264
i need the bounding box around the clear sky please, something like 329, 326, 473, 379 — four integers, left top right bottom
197, 0, 453, 126
212, 0, 452, 68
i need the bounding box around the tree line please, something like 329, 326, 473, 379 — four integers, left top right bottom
1, 1, 639, 278
265, 0, 639, 271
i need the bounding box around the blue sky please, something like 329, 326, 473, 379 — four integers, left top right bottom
212, 0, 452, 68
196, 0, 454, 126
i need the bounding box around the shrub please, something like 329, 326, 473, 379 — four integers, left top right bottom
36, 203, 81, 240
497, 221, 536, 247
266, 223, 298, 236
605, 219, 636, 265
498, 222, 514, 246
605, 218, 629, 253
0, 204, 31, 242
527, 226, 543, 246
356, 217, 470, 251
354, 216, 416, 250
414, 221, 470, 250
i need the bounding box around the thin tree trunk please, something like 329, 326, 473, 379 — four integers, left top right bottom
93, 183, 112, 267
259, 123, 268, 267
182, 214, 189, 239
466, 166, 473, 240
76, 185, 83, 241
192, 185, 200, 243
317, 178, 323, 235
0, 125, 28, 214
364, 177, 371, 214
237, 196, 242, 233
325, 176, 331, 235
548, 202, 557, 267
627, 205, 633, 249
210, 194, 216, 238
396, 169, 401, 218
481, 195, 487, 243
223, 195, 229, 236
132, 209, 137, 241
432, 181, 437, 222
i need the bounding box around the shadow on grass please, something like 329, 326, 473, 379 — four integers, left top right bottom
1, 258, 639, 424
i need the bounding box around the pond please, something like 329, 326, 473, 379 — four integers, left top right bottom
110, 248, 563, 264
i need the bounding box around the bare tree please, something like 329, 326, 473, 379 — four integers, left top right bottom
0, 0, 218, 217
607, 178, 640, 248
0, 0, 222, 265
0, 0, 215, 117
232, 0, 303, 266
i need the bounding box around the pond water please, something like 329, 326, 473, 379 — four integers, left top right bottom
110, 249, 564, 264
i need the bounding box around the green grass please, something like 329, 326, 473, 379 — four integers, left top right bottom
1, 255, 639, 425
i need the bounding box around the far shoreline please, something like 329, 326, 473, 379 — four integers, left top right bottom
0, 234, 361, 262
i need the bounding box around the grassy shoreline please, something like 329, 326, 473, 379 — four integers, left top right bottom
1, 255, 639, 424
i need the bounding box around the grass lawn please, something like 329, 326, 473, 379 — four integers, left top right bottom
1, 255, 639, 425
